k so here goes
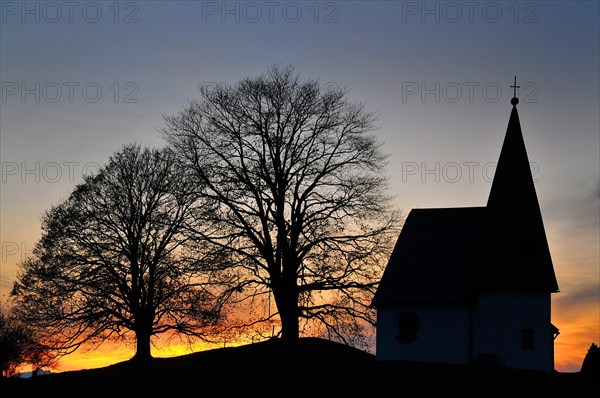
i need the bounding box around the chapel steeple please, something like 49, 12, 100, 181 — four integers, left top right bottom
486, 77, 559, 293
487, 76, 536, 211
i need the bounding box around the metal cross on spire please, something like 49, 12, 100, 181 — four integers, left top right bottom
510, 76, 520, 106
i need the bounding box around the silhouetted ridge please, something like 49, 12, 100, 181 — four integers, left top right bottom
2, 337, 595, 397
170, 337, 375, 365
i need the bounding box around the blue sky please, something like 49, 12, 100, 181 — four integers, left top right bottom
1, 1, 598, 372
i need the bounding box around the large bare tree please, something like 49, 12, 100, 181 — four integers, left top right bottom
161, 64, 400, 346
11, 144, 223, 361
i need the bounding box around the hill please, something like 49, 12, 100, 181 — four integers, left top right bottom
1, 337, 596, 397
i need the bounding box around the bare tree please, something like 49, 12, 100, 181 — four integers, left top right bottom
0, 305, 29, 377
0, 303, 57, 377
11, 144, 223, 362
161, 64, 400, 346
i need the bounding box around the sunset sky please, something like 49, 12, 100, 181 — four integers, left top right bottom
1, 1, 598, 373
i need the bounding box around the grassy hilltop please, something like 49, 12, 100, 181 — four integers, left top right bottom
2, 338, 596, 397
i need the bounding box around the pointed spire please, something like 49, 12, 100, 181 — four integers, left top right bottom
487, 76, 534, 211
486, 89, 559, 293
487, 101, 535, 210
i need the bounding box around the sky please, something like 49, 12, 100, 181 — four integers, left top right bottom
1, 0, 598, 373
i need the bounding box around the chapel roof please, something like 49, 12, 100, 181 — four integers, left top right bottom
371, 91, 559, 308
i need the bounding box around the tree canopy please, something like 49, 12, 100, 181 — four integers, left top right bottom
161, 64, 400, 346
11, 144, 223, 361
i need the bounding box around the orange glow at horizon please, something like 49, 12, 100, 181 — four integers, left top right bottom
44, 315, 596, 374
552, 290, 600, 373
48, 337, 252, 373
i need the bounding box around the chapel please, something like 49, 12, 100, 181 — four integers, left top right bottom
371, 81, 560, 372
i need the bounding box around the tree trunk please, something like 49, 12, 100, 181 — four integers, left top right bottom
280, 307, 299, 341
133, 328, 152, 361
274, 278, 300, 341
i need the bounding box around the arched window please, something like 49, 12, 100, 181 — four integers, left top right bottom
395, 310, 419, 343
